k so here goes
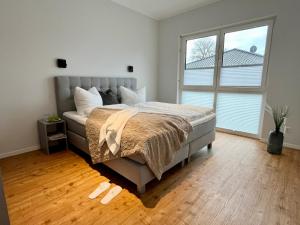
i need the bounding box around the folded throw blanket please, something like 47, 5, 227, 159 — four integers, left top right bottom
86, 108, 192, 179
99, 108, 139, 155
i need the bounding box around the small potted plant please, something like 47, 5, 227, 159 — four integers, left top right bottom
47, 114, 61, 123
267, 105, 289, 155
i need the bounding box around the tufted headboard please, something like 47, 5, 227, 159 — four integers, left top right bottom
54, 76, 137, 117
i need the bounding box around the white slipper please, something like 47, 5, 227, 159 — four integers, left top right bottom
88, 182, 111, 199
100, 186, 122, 204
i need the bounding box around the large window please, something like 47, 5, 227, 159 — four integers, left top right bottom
179, 20, 273, 136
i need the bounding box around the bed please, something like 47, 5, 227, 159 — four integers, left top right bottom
55, 76, 216, 193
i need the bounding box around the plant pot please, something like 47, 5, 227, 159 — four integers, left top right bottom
267, 130, 284, 155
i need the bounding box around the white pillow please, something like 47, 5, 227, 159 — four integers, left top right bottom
74, 87, 103, 115
120, 86, 146, 105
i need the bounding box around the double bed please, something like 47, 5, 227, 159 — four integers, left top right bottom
55, 76, 216, 193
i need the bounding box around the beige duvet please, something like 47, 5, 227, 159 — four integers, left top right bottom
86, 108, 192, 179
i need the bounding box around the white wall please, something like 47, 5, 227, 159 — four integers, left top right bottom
158, 0, 300, 148
0, 0, 158, 157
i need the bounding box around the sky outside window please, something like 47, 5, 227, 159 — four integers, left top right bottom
224, 26, 268, 55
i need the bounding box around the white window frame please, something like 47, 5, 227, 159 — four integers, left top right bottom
178, 18, 274, 138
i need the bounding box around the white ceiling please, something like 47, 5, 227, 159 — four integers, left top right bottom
111, 0, 223, 20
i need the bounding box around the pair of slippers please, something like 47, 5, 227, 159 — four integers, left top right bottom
88, 181, 122, 204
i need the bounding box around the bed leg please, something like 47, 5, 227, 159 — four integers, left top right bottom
137, 185, 146, 194
187, 156, 191, 163
180, 160, 185, 168
207, 143, 212, 150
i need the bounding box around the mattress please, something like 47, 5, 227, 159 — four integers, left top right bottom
63, 103, 216, 164
64, 102, 215, 127
134, 102, 215, 126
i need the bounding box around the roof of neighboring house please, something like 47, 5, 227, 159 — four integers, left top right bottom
186, 48, 264, 69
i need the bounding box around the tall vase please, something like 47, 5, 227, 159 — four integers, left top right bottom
267, 130, 284, 155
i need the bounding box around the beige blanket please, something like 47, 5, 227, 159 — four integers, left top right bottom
86, 108, 192, 179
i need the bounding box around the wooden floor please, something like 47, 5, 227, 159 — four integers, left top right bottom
1, 132, 299, 225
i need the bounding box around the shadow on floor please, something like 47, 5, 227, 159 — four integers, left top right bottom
69, 145, 214, 208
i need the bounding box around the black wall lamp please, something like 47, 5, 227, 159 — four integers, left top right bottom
127, 65, 133, 72
56, 58, 67, 68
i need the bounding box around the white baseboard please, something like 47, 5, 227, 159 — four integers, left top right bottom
283, 143, 300, 150
260, 139, 300, 150
0, 145, 40, 159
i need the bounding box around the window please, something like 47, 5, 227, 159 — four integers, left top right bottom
179, 20, 273, 136
184, 35, 217, 86
220, 26, 268, 87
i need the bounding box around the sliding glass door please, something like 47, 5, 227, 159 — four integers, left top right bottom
179, 20, 273, 137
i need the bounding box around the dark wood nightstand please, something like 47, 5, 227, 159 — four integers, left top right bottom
38, 119, 68, 154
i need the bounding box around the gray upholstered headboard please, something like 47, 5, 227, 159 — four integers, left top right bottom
54, 76, 137, 116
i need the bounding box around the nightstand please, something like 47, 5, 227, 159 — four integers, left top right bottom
38, 119, 68, 154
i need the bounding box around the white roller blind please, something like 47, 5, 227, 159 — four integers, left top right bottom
184, 69, 214, 86
181, 91, 214, 108
220, 66, 263, 86
216, 93, 263, 134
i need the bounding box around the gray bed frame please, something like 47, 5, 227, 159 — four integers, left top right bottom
54, 76, 215, 193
